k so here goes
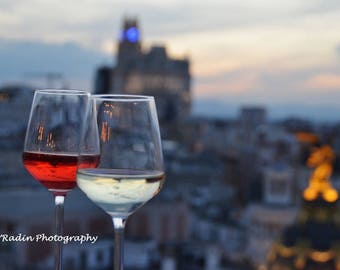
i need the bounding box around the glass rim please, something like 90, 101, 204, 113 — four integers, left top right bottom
35, 89, 89, 96
92, 94, 154, 102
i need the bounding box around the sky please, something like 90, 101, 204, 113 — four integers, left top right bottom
1, 0, 340, 121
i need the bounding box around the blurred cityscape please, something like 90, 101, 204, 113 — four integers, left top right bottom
2, 17, 340, 270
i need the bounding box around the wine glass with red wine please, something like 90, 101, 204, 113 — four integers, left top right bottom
22, 89, 99, 270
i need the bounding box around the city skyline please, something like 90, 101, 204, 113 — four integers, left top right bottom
1, 0, 340, 121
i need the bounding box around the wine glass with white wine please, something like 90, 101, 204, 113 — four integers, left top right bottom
77, 95, 165, 270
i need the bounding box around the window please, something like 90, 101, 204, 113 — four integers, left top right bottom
270, 178, 287, 195
97, 250, 104, 263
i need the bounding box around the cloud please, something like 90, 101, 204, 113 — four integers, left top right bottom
0, 0, 18, 10
301, 74, 340, 90
194, 70, 261, 98
337, 44, 340, 57
1, 0, 340, 52
1, 0, 340, 120
193, 54, 340, 109
0, 39, 110, 89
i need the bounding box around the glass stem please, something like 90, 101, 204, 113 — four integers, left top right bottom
54, 195, 65, 270
113, 217, 126, 270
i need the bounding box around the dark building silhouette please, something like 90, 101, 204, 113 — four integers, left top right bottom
94, 17, 191, 138
94, 66, 111, 94
239, 106, 267, 129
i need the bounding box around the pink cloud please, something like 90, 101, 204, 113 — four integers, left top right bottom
302, 74, 340, 90
195, 72, 261, 97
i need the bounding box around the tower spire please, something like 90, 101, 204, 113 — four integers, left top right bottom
117, 16, 141, 70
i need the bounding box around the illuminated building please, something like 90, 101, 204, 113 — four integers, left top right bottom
266, 145, 340, 270
94, 17, 191, 137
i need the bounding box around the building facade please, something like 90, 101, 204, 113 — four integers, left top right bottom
95, 18, 191, 137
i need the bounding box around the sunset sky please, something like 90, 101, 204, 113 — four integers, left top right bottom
1, 0, 340, 120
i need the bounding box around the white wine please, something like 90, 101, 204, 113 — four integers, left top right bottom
77, 168, 165, 217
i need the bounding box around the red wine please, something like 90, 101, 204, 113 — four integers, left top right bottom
23, 152, 100, 194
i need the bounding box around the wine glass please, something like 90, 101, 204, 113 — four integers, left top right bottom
77, 95, 164, 270
22, 89, 99, 270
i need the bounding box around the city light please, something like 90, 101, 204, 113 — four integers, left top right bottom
37, 125, 44, 141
